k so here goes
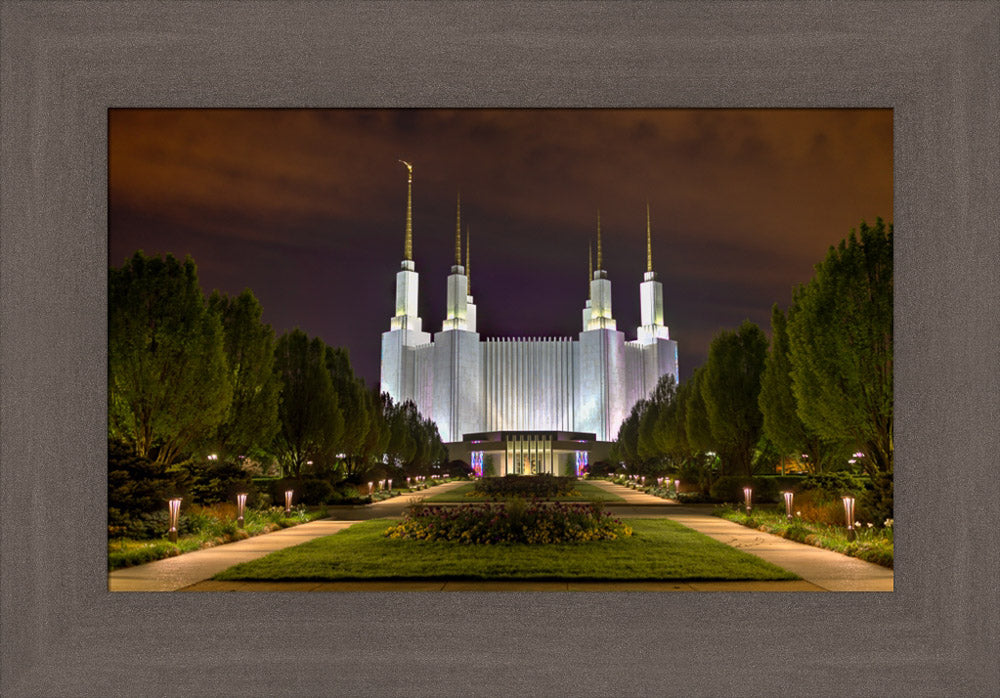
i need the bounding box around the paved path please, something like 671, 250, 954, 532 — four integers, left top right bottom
112, 479, 892, 592
109, 519, 360, 591
325, 480, 468, 520
109, 481, 468, 591
589, 479, 894, 592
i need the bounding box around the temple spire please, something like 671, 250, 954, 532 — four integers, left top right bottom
399, 160, 413, 261
466, 225, 471, 293
588, 241, 593, 298
646, 201, 653, 273
596, 210, 603, 270
455, 191, 462, 266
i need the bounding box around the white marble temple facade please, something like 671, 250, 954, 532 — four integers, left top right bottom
381, 257, 679, 443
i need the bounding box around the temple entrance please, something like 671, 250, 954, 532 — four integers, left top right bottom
457, 430, 602, 477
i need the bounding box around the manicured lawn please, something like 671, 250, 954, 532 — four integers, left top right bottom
422, 481, 625, 503
213, 518, 798, 582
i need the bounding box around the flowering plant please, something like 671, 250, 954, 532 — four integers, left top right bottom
384, 498, 632, 545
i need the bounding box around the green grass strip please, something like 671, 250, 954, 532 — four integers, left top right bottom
421, 481, 625, 503
214, 518, 797, 582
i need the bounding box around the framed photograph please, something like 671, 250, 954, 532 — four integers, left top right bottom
3, 2, 997, 695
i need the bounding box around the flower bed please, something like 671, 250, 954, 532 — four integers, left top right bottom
715, 505, 893, 568
383, 499, 631, 544
470, 474, 579, 499
108, 505, 327, 570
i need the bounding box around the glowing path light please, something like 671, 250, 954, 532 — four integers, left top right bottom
783, 491, 794, 521
843, 496, 856, 541
674, 479, 680, 493
368, 482, 374, 495
167, 498, 182, 542
284, 489, 294, 516
236, 492, 247, 528
743, 487, 753, 515
388, 478, 393, 491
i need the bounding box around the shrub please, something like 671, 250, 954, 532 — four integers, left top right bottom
798, 471, 868, 497
472, 474, 578, 499
107, 441, 186, 539
187, 459, 256, 506
709, 476, 780, 504
299, 479, 335, 506
384, 499, 630, 544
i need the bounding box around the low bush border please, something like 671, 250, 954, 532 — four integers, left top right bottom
714, 505, 893, 568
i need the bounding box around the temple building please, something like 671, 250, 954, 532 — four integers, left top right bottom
380, 163, 678, 475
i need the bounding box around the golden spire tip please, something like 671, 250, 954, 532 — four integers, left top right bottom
646, 201, 652, 273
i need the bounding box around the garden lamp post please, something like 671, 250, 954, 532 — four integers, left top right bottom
783, 491, 794, 521
674, 479, 680, 494
284, 489, 294, 516
167, 497, 182, 543
388, 478, 393, 491
843, 496, 856, 541
743, 487, 752, 515
236, 492, 247, 528
368, 481, 374, 495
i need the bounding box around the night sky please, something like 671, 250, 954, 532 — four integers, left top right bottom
109, 109, 892, 387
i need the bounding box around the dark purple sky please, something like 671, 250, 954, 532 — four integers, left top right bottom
109, 109, 893, 387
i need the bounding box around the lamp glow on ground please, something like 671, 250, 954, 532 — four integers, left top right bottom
168, 497, 182, 542
236, 492, 247, 528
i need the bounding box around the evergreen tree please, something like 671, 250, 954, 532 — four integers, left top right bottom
272, 330, 343, 477
787, 219, 893, 513
700, 321, 769, 477
324, 345, 371, 466
760, 303, 849, 473
109, 252, 232, 465
206, 289, 280, 460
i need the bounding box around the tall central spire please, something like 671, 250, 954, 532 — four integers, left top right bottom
646, 201, 652, 273
455, 191, 462, 266
596, 210, 603, 271
399, 160, 413, 261
588, 241, 593, 298
466, 225, 471, 292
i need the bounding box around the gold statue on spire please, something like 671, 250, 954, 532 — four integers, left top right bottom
466, 225, 471, 293
596, 210, 603, 271
455, 191, 462, 266
646, 201, 653, 273
399, 160, 413, 261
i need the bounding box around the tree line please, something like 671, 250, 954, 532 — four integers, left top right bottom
611, 219, 893, 515
108, 251, 447, 484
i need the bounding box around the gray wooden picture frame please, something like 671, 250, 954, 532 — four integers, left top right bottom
2, 1, 998, 695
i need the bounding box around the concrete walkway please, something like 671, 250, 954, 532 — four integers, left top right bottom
112, 479, 892, 592
590, 479, 894, 592
109, 481, 467, 591
108, 519, 360, 591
